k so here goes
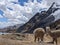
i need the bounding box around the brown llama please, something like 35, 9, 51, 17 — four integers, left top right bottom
46, 26, 60, 45
33, 28, 45, 42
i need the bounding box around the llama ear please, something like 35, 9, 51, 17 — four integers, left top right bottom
46, 27, 48, 32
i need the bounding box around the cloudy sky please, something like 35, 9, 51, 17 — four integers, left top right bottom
0, 0, 60, 28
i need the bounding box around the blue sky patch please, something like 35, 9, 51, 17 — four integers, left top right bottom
0, 18, 8, 22
18, 0, 28, 6
0, 10, 4, 15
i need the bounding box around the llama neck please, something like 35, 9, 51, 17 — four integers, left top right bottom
48, 31, 52, 36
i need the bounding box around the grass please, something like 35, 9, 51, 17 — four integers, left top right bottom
0, 33, 60, 45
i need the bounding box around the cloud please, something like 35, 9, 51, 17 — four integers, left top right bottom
0, 22, 10, 28
45, 0, 60, 6
0, 0, 48, 28
0, 15, 3, 18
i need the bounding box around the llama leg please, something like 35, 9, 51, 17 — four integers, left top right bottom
40, 37, 44, 43
41, 36, 43, 41
41, 38, 43, 42
52, 38, 55, 44
38, 37, 39, 42
55, 38, 57, 45
34, 36, 36, 42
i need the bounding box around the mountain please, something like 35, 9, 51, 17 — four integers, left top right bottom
49, 19, 60, 29
16, 2, 60, 33
0, 24, 23, 33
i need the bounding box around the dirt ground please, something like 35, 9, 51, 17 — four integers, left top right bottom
0, 33, 60, 45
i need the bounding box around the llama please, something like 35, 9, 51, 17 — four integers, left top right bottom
33, 28, 45, 42
46, 26, 60, 45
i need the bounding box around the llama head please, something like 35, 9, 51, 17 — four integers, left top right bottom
46, 26, 51, 36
